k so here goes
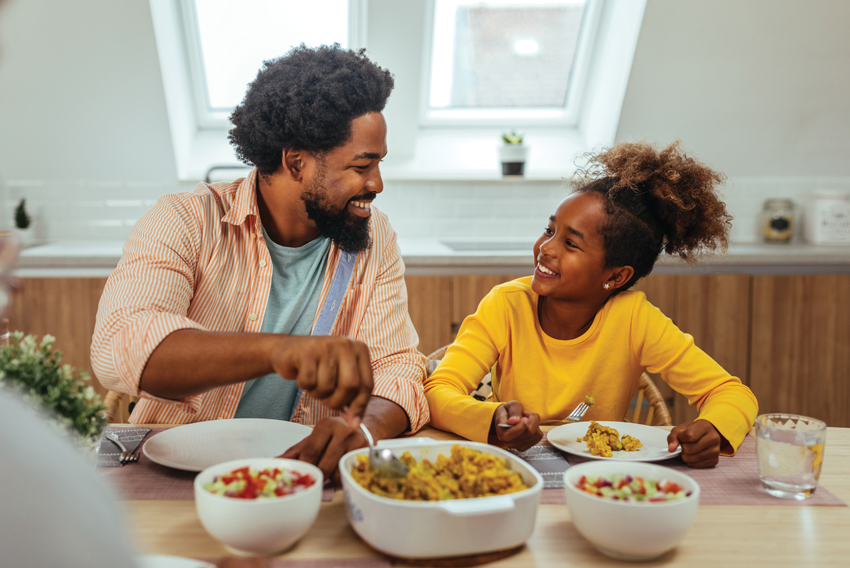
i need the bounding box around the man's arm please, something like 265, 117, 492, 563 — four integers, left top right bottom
140, 330, 280, 398
281, 395, 408, 478
141, 330, 372, 418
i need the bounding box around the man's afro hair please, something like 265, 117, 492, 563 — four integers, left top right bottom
228, 44, 394, 176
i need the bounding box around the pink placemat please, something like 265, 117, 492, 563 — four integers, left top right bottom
100, 428, 335, 502
203, 558, 390, 567
539, 434, 844, 506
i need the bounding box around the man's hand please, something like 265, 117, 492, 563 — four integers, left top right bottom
667, 419, 723, 468
489, 401, 542, 451
271, 336, 373, 425
281, 416, 368, 482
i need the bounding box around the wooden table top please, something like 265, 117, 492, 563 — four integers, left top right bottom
122, 425, 850, 567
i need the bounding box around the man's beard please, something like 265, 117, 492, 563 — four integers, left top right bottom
301, 169, 373, 253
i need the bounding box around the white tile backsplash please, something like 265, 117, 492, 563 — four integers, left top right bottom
3, 176, 849, 245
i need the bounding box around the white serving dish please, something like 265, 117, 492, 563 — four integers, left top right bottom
194, 458, 323, 556
563, 461, 700, 561
339, 438, 543, 559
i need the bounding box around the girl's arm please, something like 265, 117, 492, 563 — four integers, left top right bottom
424, 289, 506, 443
631, 297, 759, 454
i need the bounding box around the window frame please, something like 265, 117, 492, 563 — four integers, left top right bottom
177, 0, 368, 130
149, 0, 647, 181
419, 0, 603, 128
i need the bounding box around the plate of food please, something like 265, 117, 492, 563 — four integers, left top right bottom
547, 421, 681, 462
143, 418, 312, 471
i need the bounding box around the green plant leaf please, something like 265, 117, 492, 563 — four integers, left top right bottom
0, 331, 107, 442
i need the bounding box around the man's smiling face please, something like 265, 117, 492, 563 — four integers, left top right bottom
300, 112, 387, 252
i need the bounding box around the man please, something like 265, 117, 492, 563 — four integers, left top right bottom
92, 45, 429, 477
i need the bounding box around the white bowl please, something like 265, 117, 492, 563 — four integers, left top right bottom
563, 461, 700, 561
339, 439, 543, 559
194, 458, 323, 556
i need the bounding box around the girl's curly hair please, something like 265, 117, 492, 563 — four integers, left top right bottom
229, 44, 394, 177
574, 141, 732, 290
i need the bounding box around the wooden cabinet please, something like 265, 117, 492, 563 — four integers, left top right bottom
405, 276, 453, 358
9, 273, 850, 427
750, 275, 850, 427
7, 278, 109, 397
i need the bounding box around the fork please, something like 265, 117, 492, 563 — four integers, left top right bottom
539, 402, 591, 426
104, 432, 138, 464
497, 401, 590, 428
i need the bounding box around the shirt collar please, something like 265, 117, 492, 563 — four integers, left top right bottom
222, 167, 260, 228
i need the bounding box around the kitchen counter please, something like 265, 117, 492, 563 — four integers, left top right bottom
16, 239, 850, 277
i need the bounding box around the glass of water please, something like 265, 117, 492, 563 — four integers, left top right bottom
755, 413, 827, 500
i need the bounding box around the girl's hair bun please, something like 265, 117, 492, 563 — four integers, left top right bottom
574, 141, 732, 288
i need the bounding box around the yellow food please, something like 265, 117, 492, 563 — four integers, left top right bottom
577, 421, 643, 457
585, 394, 596, 407
351, 445, 528, 501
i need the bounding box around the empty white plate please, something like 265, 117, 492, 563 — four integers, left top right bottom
547, 421, 681, 462
142, 418, 312, 471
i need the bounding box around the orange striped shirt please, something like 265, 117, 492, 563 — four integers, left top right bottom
91, 169, 429, 431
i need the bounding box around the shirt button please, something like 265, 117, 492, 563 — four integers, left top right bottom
248, 313, 257, 321
259, 260, 267, 267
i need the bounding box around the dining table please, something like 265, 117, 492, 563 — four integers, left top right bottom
113, 423, 850, 567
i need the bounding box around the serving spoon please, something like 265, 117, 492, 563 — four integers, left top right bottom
359, 423, 410, 477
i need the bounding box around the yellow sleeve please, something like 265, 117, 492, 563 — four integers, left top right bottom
424, 287, 505, 442
630, 297, 759, 454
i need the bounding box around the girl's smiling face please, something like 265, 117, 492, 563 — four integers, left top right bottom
532, 192, 620, 300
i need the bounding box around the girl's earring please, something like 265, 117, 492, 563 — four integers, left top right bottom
603, 283, 611, 290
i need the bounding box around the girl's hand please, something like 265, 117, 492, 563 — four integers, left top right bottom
489, 401, 543, 451
667, 419, 723, 468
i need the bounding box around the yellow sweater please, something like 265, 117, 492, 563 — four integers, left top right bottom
424, 277, 758, 453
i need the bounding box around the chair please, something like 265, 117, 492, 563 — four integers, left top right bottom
424, 345, 672, 427
629, 373, 672, 427
103, 390, 137, 423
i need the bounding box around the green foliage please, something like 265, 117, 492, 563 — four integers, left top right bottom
14, 198, 31, 229
501, 131, 524, 145
0, 332, 107, 442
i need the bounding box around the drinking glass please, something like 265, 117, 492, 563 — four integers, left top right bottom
755, 413, 827, 500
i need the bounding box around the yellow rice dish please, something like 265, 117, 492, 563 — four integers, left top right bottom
577, 421, 643, 457
351, 444, 528, 501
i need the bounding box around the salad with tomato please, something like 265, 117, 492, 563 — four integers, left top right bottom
575, 474, 691, 502
204, 466, 316, 499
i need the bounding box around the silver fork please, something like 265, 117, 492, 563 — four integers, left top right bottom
539, 402, 591, 427
497, 401, 590, 428
104, 432, 138, 464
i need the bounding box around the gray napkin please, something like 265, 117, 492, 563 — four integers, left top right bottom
509, 445, 570, 488
97, 427, 152, 467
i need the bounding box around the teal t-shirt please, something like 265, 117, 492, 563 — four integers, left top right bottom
234, 227, 330, 420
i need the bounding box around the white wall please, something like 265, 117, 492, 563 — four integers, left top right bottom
616, 0, 850, 177
0, 0, 848, 245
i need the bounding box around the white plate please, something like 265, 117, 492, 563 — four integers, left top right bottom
136, 555, 215, 568
142, 418, 312, 471
547, 421, 681, 462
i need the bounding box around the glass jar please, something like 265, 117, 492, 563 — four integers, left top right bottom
762, 199, 795, 242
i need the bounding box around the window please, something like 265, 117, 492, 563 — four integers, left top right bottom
424, 0, 601, 125
181, 0, 365, 127
150, 0, 645, 181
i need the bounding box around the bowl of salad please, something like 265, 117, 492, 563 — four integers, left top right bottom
194, 458, 323, 556
563, 461, 700, 561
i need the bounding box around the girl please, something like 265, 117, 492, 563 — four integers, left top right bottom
424, 142, 758, 468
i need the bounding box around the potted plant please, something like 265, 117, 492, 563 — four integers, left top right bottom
498, 131, 529, 176
0, 332, 108, 457
13, 198, 33, 248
